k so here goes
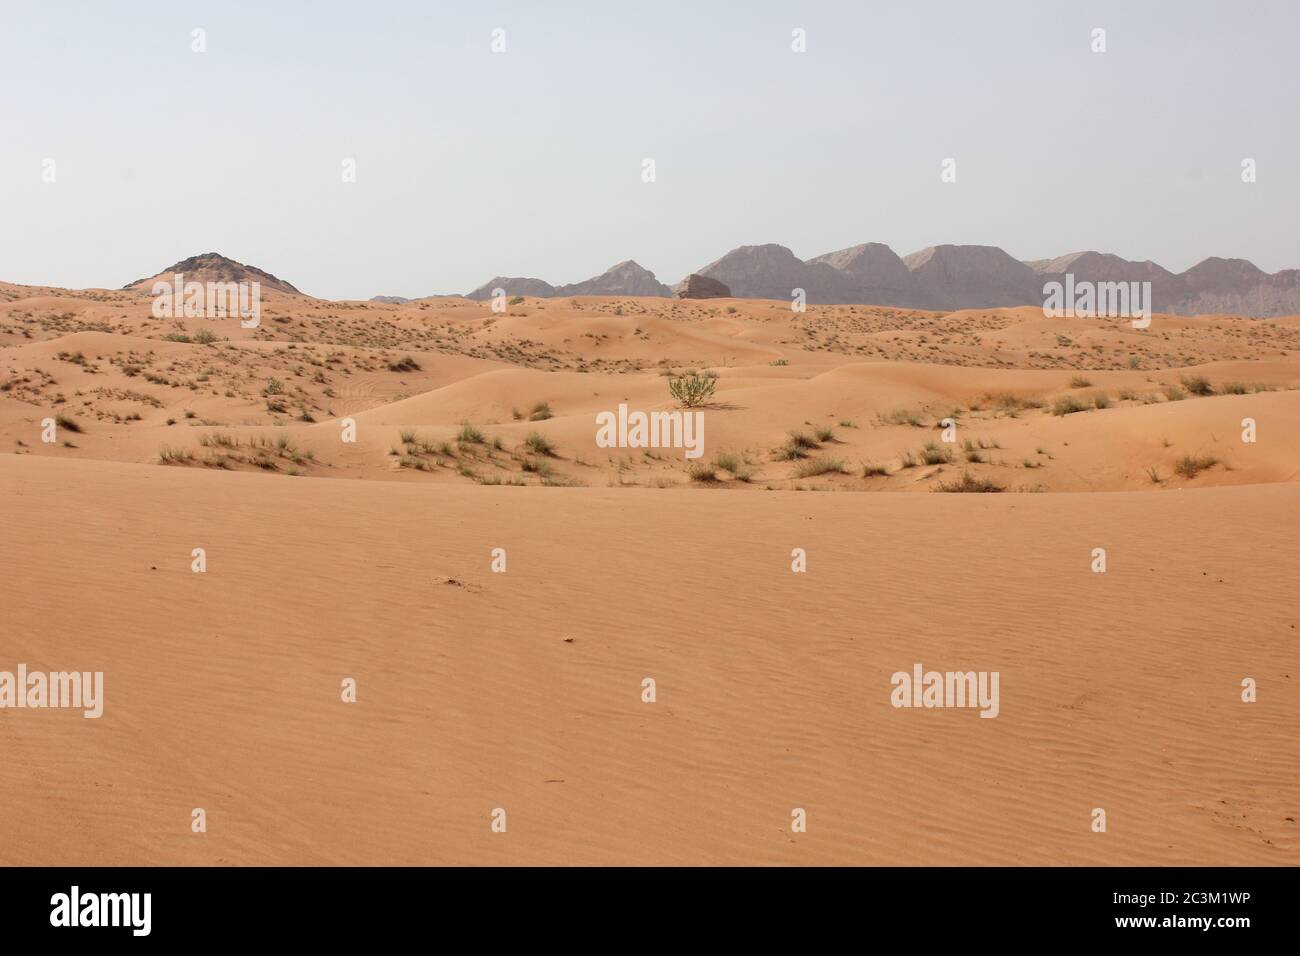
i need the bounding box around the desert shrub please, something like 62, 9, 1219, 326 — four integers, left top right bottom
1052, 395, 1087, 416
1174, 454, 1217, 478
934, 471, 1004, 493
668, 373, 716, 408
879, 408, 925, 427
524, 431, 554, 456
920, 441, 953, 465
1181, 375, 1213, 396
793, 457, 844, 478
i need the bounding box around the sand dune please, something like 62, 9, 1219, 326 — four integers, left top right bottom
2, 284, 1298, 865
0, 455, 1295, 865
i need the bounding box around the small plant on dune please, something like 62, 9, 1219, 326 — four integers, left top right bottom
264, 379, 283, 395
668, 373, 716, 408
1174, 453, 1218, 479
1117, 388, 1137, 401
399, 428, 417, 444
862, 462, 889, 477
770, 358, 789, 366
814, 425, 836, 443
508, 296, 525, 306
687, 462, 718, 482
388, 355, 421, 372
793, 457, 844, 478
158, 445, 192, 464
1069, 375, 1092, 389
898, 449, 918, 469
778, 440, 808, 460
1093, 392, 1110, 409
193, 328, 218, 345
1181, 375, 1213, 396
788, 430, 818, 451
1162, 385, 1186, 402
934, 471, 1004, 493
1221, 382, 1249, 395
879, 408, 925, 427
1146, 466, 1163, 484
524, 431, 554, 456
529, 402, 553, 421
55, 414, 82, 433
457, 422, 485, 444
920, 441, 952, 465
1052, 395, 1087, 416
711, 451, 746, 476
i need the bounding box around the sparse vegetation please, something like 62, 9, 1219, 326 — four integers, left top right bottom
792, 457, 844, 478
1052, 395, 1088, 416
934, 471, 1004, 493
1174, 453, 1218, 479
457, 422, 485, 444
524, 431, 554, 456
919, 441, 953, 465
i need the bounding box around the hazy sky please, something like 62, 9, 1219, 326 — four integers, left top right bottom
2, 0, 1296, 299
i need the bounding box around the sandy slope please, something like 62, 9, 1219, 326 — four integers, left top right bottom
4, 290, 1300, 492
1, 455, 1295, 865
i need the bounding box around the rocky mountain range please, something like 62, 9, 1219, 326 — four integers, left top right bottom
117, 248, 1300, 317
466, 260, 672, 301
464, 243, 1300, 316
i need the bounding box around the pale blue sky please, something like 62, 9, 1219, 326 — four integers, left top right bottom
1, 0, 1296, 298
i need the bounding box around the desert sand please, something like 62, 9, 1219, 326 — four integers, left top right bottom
1, 280, 1297, 864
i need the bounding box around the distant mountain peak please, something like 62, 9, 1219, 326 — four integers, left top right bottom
125, 253, 304, 295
